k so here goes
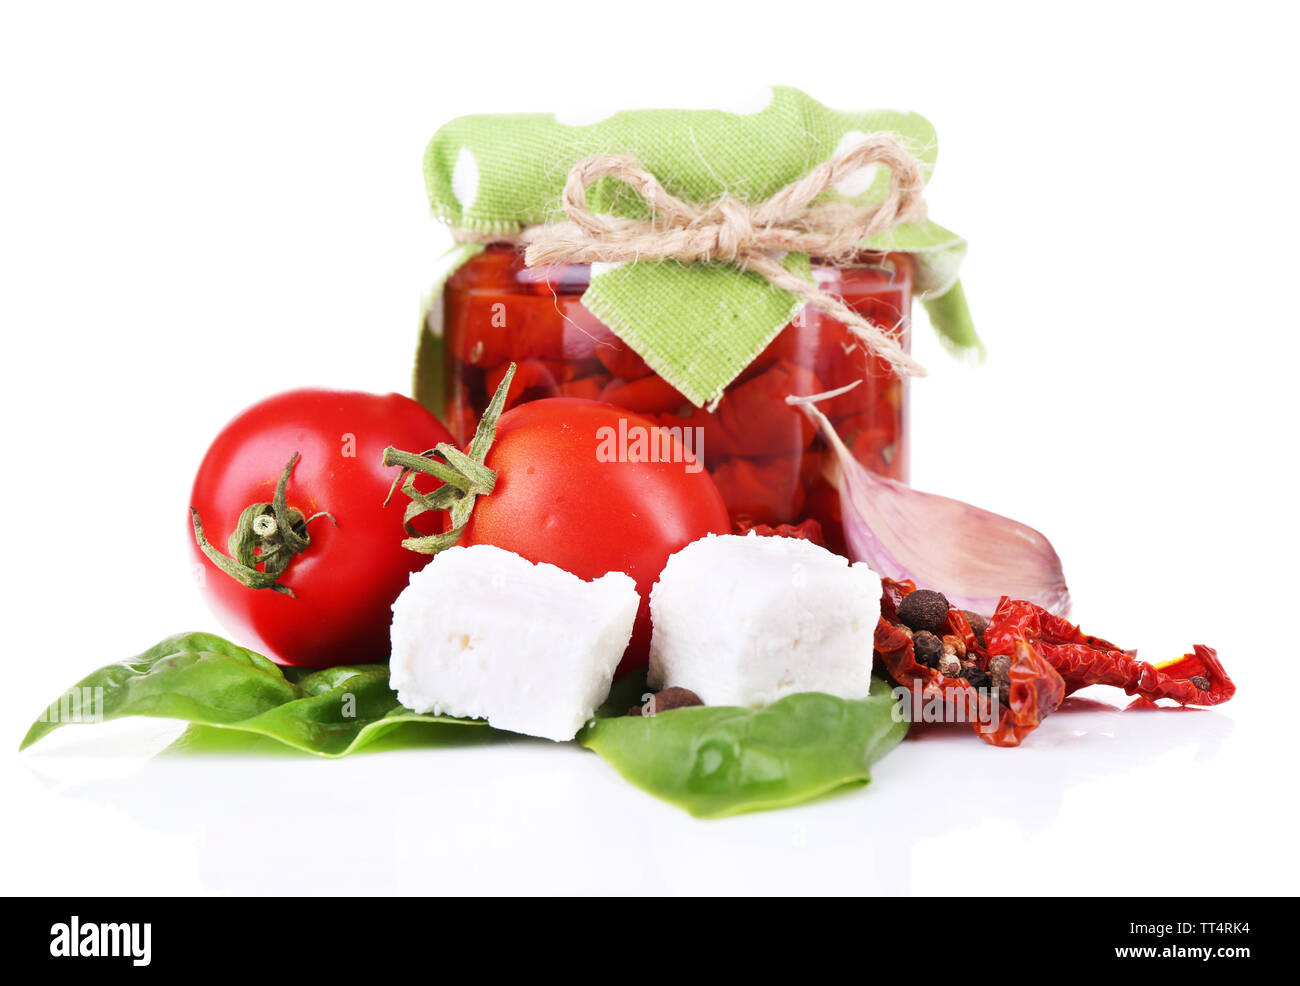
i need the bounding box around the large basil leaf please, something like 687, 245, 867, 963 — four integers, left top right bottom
19, 632, 482, 757
578, 677, 908, 818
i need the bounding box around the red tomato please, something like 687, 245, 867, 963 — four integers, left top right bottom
444, 277, 605, 366
588, 321, 655, 379
457, 398, 731, 676
556, 373, 610, 401
189, 390, 454, 668
713, 359, 820, 457
599, 374, 690, 415
711, 454, 805, 526
484, 358, 564, 409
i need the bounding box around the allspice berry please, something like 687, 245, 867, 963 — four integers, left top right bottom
989, 655, 1013, 700
959, 662, 991, 689
629, 686, 704, 716
961, 610, 989, 646
897, 589, 951, 636
653, 687, 704, 712
913, 630, 944, 668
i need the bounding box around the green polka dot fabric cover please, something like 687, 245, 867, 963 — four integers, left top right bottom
417, 86, 979, 409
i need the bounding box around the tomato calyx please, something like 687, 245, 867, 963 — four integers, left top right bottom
382, 362, 516, 554
189, 452, 336, 597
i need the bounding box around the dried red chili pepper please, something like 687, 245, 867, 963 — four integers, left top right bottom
875, 578, 1065, 747
734, 517, 826, 546
711, 454, 805, 526
875, 579, 1234, 747
983, 598, 1235, 707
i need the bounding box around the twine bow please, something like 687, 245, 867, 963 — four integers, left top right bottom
519, 134, 930, 378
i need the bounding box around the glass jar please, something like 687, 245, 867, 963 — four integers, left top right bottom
442, 244, 913, 554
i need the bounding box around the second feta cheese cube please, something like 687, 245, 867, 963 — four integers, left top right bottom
648, 532, 882, 706
390, 544, 639, 741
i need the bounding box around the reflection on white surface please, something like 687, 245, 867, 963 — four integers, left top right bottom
9, 687, 1274, 896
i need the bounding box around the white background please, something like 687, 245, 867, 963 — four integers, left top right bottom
2, 1, 1297, 896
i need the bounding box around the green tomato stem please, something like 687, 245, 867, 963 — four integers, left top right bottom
381, 362, 515, 555
190, 452, 336, 596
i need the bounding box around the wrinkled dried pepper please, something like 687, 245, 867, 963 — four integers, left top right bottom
983, 597, 1235, 707
876, 578, 1065, 747
874, 578, 1233, 747
733, 517, 826, 546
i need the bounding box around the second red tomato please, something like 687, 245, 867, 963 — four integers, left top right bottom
457, 398, 731, 676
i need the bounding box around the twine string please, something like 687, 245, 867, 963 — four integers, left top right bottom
461, 134, 931, 378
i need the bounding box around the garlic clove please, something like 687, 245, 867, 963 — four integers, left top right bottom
788, 389, 1070, 616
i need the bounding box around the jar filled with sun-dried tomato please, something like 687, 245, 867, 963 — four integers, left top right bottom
415, 89, 979, 557
439, 244, 913, 553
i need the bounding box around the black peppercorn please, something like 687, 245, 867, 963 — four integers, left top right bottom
896, 589, 950, 636
1189, 675, 1211, 691
989, 655, 1013, 701
959, 663, 991, 689
628, 686, 704, 716
961, 610, 989, 646
913, 630, 944, 668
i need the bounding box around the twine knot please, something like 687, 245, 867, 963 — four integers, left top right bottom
710, 197, 754, 262
520, 133, 931, 378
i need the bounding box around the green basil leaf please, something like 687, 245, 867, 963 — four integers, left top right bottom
19, 631, 483, 757
578, 677, 908, 818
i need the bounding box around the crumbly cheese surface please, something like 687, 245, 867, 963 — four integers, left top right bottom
648, 532, 882, 706
389, 544, 639, 741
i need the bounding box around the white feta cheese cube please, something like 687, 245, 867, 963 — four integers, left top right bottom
648, 532, 882, 706
389, 544, 639, 741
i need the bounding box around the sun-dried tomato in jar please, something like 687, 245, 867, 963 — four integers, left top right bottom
442, 244, 913, 554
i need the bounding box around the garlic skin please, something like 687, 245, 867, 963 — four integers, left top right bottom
788, 389, 1071, 617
